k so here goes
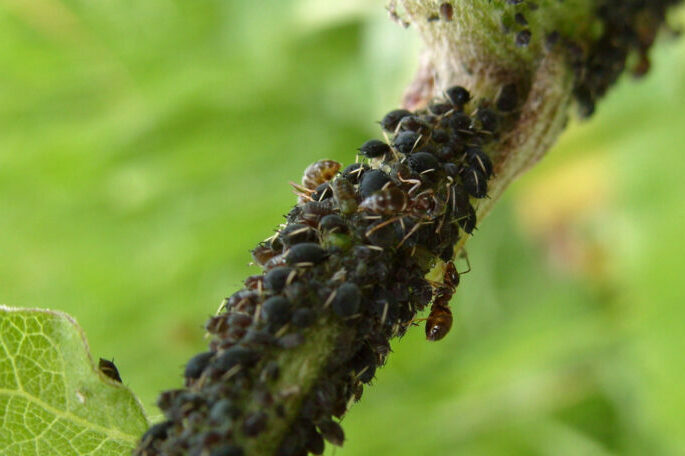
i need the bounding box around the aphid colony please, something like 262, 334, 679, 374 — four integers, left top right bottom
136, 83, 513, 456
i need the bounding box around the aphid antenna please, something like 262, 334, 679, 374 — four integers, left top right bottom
396, 220, 428, 248
380, 301, 389, 326
289, 181, 314, 194
220, 364, 243, 381
365, 216, 401, 237
382, 130, 401, 161
274, 324, 291, 338
365, 244, 385, 252
285, 269, 298, 286
323, 290, 337, 308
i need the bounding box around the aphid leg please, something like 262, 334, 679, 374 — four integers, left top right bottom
365, 216, 401, 237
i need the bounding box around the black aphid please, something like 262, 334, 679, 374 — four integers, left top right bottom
286, 243, 327, 265
317, 419, 345, 446
358, 139, 391, 158
496, 83, 519, 112
332, 283, 361, 318
474, 107, 499, 133
279, 223, 317, 247
228, 312, 252, 328
465, 147, 493, 177
261, 296, 292, 326
514, 12, 527, 26
292, 308, 316, 328
445, 85, 471, 108
460, 166, 488, 198
98, 358, 122, 383
243, 411, 268, 437
210, 444, 244, 456
428, 102, 452, 116
311, 182, 332, 201
213, 346, 259, 371
140, 421, 172, 444
184, 351, 214, 379
444, 162, 460, 177
392, 131, 421, 155
209, 399, 241, 423
319, 214, 348, 233
407, 151, 440, 174
358, 169, 391, 199
341, 163, 368, 184
516, 29, 532, 46
278, 333, 304, 349
264, 267, 295, 292
380, 109, 411, 132
350, 344, 377, 383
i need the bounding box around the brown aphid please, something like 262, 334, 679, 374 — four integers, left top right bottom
439, 2, 453, 21
330, 177, 358, 215
425, 301, 453, 341
99, 358, 122, 382
302, 160, 341, 190
252, 243, 279, 266
358, 187, 408, 214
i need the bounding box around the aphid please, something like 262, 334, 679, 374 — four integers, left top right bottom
444, 162, 459, 177
465, 147, 493, 177
184, 351, 214, 379
262, 361, 280, 382
358, 169, 391, 199
251, 243, 279, 266
445, 85, 471, 108
209, 399, 241, 423
341, 162, 368, 184
279, 223, 318, 247
406, 151, 440, 174
358, 139, 391, 159
209, 444, 244, 456
350, 344, 377, 384
432, 129, 449, 143
302, 159, 341, 190
319, 214, 348, 233
330, 176, 358, 215
317, 419, 345, 446
300, 200, 336, 226
380, 109, 411, 132
332, 282, 361, 317
264, 267, 295, 293
447, 111, 472, 133
140, 421, 172, 444
516, 29, 532, 47
212, 346, 260, 371
514, 12, 527, 26
244, 274, 263, 291
474, 107, 499, 133
278, 333, 304, 349
303, 423, 325, 455
98, 358, 122, 382
428, 102, 452, 116
392, 131, 421, 155
358, 187, 407, 214
439, 2, 454, 21
460, 166, 488, 198
397, 115, 432, 136
291, 308, 316, 328
228, 312, 253, 328
285, 242, 327, 266
311, 182, 332, 201
427, 13, 439, 22
242, 328, 276, 347
261, 296, 292, 326
496, 83, 519, 112
243, 411, 268, 437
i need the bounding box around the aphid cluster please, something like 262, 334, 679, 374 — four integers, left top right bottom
134, 0, 676, 450
135, 83, 509, 456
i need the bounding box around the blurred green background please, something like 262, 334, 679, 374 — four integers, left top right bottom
2, 1, 685, 455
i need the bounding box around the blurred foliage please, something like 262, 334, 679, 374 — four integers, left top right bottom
1, 1, 684, 455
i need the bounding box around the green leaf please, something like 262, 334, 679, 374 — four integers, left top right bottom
0, 306, 149, 456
